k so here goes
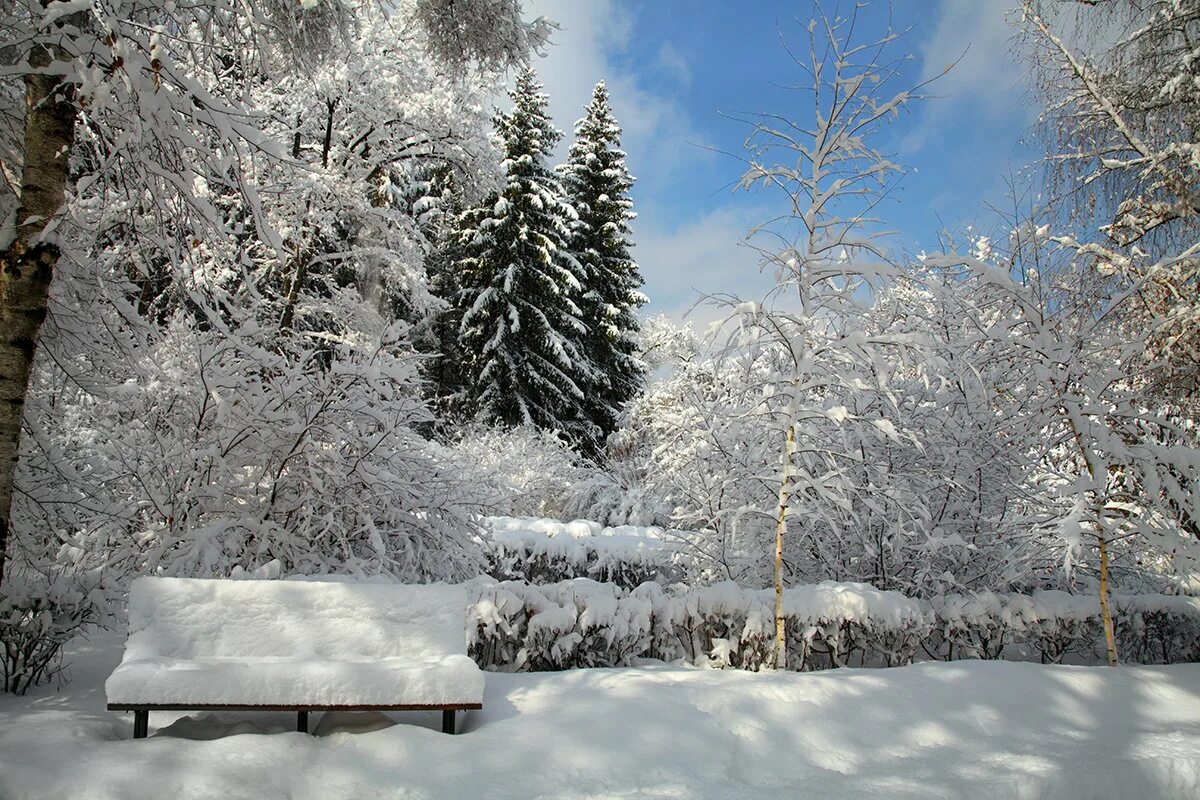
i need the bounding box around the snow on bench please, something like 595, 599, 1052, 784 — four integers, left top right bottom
105, 577, 483, 738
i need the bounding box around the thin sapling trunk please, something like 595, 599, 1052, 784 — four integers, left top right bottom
772, 423, 796, 669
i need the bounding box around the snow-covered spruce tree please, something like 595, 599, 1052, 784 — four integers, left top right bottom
407, 166, 473, 423
558, 81, 647, 455
455, 68, 594, 443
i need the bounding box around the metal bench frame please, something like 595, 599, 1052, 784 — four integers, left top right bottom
109, 701, 483, 737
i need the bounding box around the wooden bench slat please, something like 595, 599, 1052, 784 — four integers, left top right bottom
109, 702, 482, 711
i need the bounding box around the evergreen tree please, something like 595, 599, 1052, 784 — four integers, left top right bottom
455, 69, 594, 441
559, 81, 646, 453
424, 172, 470, 421
400, 164, 469, 424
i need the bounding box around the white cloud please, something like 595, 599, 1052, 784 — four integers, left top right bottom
522, 0, 703, 172
633, 203, 775, 325
898, 0, 1036, 157
917, 0, 1029, 117
654, 41, 691, 86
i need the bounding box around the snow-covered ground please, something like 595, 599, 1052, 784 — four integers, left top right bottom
2, 633, 1199, 800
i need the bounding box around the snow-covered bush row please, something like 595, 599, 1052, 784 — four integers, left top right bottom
929, 592, 1200, 665
467, 578, 928, 672
481, 517, 686, 588
468, 579, 1200, 672
648, 580, 930, 671
467, 578, 656, 670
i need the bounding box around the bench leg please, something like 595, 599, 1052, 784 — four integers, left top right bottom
297, 711, 309, 734
441, 709, 456, 735
133, 710, 148, 739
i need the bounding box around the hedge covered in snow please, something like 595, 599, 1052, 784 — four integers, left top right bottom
928, 591, 1200, 665
467, 579, 1200, 672
481, 517, 686, 589
467, 578, 656, 670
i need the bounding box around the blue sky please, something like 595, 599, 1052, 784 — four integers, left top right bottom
523, 0, 1040, 324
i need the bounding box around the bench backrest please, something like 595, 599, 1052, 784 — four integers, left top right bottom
124, 577, 469, 661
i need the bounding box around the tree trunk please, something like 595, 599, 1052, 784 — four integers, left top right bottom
0, 10, 79, 586
1097, 525, 1118, 666
772, 424, 796, 669
1063, 400, 1120, 667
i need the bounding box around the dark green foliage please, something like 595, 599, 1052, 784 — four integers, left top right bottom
558, 81, 646, 454
412, 166, 470, 421
455, 69, 595, 442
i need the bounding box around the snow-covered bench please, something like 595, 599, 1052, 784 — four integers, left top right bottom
105, 577, 484, 738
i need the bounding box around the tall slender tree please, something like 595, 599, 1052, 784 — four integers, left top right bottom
455, 68, 593, 441
722, 4, 931, 668
559, 81, 646, 455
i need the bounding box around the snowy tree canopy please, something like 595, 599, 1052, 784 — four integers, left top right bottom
1020, 0, 1200, 403
0, 0, 548, 691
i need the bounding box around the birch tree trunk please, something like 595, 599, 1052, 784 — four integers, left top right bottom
1066, 404, 1119, 667
1097, 522, 1118, 666
772, 424, 796, 669
0, 6, 79, 585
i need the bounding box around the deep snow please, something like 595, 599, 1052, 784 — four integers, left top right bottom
3, 633, 1200, 799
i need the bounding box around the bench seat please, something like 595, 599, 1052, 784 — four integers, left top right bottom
107, 653, 484, 708
106, 577, 484, 737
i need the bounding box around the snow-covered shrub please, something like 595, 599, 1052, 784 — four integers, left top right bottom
2, 395, 121, 693
453, 425, 663, 528
1014, 593, 1102, 665
0, 565, 109, 694
471, 578, 930, 673
20, 319, 498, 584
790, 583, 932, 669
928, 591, 1110, 663
927, 592, 1016, 661
541, 580, 655, 668
467, 578, 653, 670
927, 591, 1200, 665
454, 425, 597, 517
648, 581, 769, 669
654, 581, 931, 671
482, 517, 685, 588
1111, 595, 1200, 665
469, 578, 1200, 673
